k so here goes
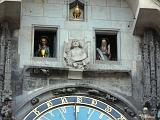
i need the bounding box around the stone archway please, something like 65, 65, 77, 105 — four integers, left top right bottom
15, 84, 139, 120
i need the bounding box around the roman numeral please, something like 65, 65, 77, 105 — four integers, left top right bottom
61, 97, 68, 104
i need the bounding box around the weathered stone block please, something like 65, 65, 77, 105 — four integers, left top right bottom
44, 4, 63, 18
47, 0, 65, 4
90, 0, 107, 6
91, 6, 109, 20
121, 0, 129, 7
107, 0, 121, 7
22, 3, 44, 16
111, 7, 133, 21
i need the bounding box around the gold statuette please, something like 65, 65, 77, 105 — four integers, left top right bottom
73, 3, 81, 19
40, 48, 46, 57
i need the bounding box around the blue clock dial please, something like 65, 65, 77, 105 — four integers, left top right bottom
75, 106, 112, 120
24, 96, 127, 120
37, 106, 75, 120
37, 105, 113, 120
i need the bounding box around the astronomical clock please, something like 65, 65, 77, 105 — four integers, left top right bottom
24, 96, 127, 120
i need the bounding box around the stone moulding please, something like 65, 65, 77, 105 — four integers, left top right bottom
15, 85, 138, 120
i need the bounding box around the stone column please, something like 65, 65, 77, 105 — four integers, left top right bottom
149, 30, 156, 113
142, 30, 151, 101
0, 23, 6, 113
0, 22, 13, 120
3, 38, 12, 100
0, 23, 6, 103
1, 22, 12, 101
0, 24, 6, 65
155, 33, 160, 113
142, 29, 159, 115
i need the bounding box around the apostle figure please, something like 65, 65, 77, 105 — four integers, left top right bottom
37, 36, 50, 57
96, 38, 111, 60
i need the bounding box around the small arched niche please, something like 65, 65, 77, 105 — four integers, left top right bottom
69, 0, 85, 21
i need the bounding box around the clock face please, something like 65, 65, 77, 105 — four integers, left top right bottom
24, 96, 127, 120
37, 105, 112, 120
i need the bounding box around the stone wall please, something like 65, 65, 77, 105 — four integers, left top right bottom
19, 0, 141, 71
142, 29, 160, 115
23, 68, 132, 96
11, 32, 21, 97
0, 0, 160, 119
17, 0, 142, 109
12, 0, 147, 118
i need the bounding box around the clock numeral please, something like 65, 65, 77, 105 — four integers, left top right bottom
105, 106, 112, 113
88, 108, 94, 120
77, 96, 83, 103
91, 99, 97, 106
48, 110, 55, 117
59, 107, 66, 120
38, 116, 50, 120
117, 115, 126, 120
99, 113, 104, 119
46, 101, 54, 109
61, 97, 68, 104
60, 107, 66, 113
33, 108, 41, 116
88, 108, 92, 114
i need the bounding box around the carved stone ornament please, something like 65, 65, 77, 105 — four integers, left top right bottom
64, 39, 89, 70
139, 107, 155, 120
1, 97, 15, 120
31, 97, 39, 105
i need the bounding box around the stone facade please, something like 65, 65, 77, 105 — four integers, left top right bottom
19, 0, 138, 69
16, 0, 142, 119
0, 0, 159, 120
18, 0, 140, 96
0, 22, 12, 119
142, 29, 160, 115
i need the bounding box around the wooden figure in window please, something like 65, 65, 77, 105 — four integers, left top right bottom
96, 38, 111, 60
36, 36, 50, 57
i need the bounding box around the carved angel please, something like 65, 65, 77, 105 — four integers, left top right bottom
64, 39, 89, 70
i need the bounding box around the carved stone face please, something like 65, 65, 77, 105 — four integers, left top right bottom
72, 40, 80, 47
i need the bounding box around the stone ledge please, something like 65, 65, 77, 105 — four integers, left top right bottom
23, 65, 131, 74
133, 8, 160, 35
0, 0, 20, 3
